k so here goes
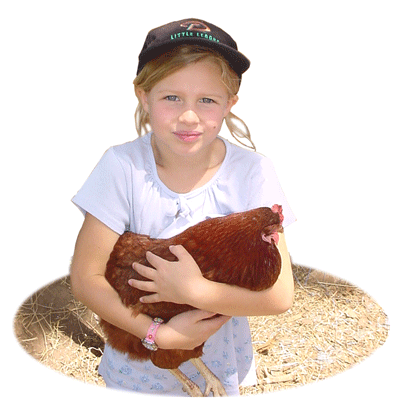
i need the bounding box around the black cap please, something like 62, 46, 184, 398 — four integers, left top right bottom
137, 18, 250, 78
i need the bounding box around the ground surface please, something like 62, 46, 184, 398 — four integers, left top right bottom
14, 264, 389, 395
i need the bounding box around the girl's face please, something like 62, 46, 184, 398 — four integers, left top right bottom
138, 59, 238, 162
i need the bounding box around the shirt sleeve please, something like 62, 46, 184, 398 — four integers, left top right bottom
247, 155, 296, 229
71, 147, 130, 235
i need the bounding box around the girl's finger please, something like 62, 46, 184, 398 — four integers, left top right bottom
132, 262, 155, 279
168, 244, 187, 259
128, 278, 156, 293
189, 309, 217, 321
197, 311, 231, 325
188, 309, 230, 325
139, 293, 160, 303
212, 314, 231, 326
145, 250, 167, 268
198, 314, 231, 332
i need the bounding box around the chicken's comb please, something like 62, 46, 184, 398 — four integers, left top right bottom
271, 204, 284, 223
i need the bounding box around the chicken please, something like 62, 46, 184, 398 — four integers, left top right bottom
100, 205, 284, 397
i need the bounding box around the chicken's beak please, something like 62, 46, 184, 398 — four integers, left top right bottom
261, 231, 280, 245
261, 233, 272, 244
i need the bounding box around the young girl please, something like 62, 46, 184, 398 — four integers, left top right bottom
70, 18, 296, 396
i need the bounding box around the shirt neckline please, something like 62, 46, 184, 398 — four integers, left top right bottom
145, 132, 231, 198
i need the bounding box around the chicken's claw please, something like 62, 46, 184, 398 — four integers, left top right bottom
203, 378, 227, 397
190, 358, 227, 397
168, 368, 204, 397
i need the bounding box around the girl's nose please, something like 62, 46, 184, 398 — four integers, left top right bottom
179, 109, 199, 125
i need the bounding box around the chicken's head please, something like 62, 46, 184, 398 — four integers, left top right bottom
260, 205, 284, 245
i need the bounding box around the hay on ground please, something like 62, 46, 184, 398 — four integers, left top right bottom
14, 265, 389, 395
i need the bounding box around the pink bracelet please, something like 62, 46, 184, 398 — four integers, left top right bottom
141, 317, 164, 351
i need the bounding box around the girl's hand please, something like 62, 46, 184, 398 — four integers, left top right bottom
156, 309, 231, 350
128, 245, 205, 305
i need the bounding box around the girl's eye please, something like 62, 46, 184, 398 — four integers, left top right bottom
165, 95, 180, 102
200, 98, 215, 104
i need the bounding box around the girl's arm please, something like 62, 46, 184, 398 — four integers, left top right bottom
130, 232, 294, 317
70, 213, 229, 350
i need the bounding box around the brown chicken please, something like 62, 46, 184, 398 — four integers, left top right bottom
101, 205, 284, 397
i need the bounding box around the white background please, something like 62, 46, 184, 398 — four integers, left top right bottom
1, 1, 399, 406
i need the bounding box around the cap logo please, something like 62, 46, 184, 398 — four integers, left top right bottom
180, 20, 210, 32
170, 20, 219, 43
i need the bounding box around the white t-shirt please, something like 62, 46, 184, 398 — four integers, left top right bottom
72, 132, 296, 396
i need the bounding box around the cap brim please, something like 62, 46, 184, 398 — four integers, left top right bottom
137, 38, 250, 77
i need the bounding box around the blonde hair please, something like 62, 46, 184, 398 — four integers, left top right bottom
133, 45, 255, 150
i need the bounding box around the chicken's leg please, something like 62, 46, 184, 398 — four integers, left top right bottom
168, 368, 204, 397
190, 358, 227, 397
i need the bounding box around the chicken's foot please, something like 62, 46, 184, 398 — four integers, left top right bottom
190, 358, 227, 397
168, 368, 204, 397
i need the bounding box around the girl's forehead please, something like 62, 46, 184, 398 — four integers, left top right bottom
152, 60, 227, 95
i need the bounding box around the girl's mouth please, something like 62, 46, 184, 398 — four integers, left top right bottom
173, 131, 202, 142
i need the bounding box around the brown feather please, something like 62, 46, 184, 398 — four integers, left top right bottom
101, 206, 283, 369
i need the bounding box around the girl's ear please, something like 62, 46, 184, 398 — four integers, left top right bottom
136, 87, 149, 113
224, 95, 239, 117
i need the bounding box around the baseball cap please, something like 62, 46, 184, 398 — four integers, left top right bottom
137, 18, 250, 78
